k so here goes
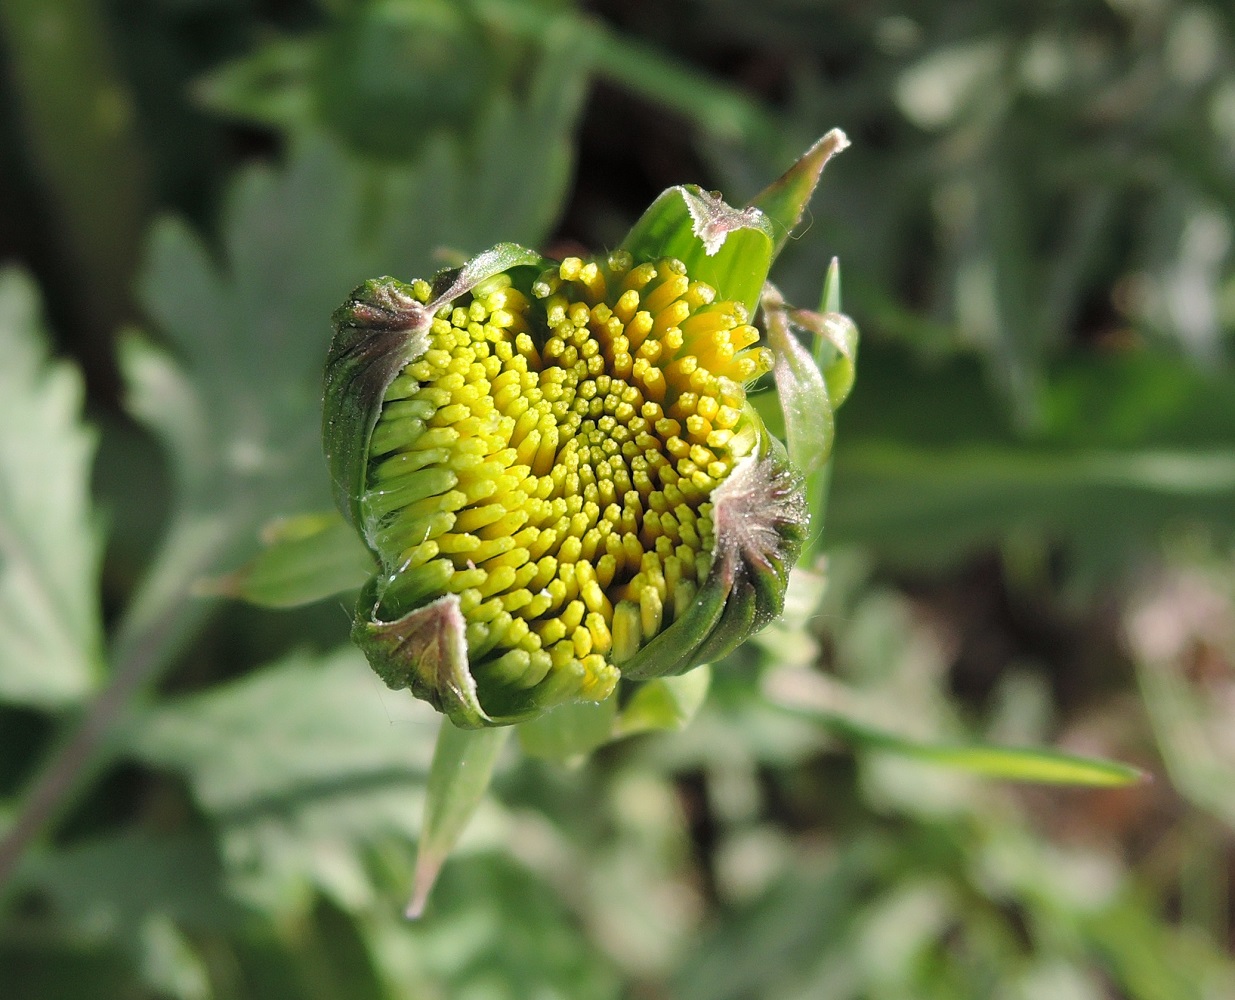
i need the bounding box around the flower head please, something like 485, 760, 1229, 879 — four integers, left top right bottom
324, 131, 851, 728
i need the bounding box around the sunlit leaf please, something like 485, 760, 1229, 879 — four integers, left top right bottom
0, 268, 102, 707
767, 669, 1143, 787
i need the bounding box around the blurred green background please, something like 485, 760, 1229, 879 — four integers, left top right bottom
2, 1, 1234, 997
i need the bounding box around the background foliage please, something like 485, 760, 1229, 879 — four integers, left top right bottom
2, 0, 1235, 997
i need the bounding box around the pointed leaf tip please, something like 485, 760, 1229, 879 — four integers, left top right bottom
749, 129, 850, 255
407, 721, 509, 918
821, 256, 842, 313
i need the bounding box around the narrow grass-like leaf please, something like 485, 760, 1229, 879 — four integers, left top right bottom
802, 707, 1141, 786
767, 670, 1143, 787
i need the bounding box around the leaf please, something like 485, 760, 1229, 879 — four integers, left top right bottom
136, 37, 590, 530
126, 647, 437, 814
828, 348, 1235, 567
193, 35, 319, 131
0, 268, 103, 707
408, 720, 509, 918
202, 511, 374, 609
615, 666, 713, 738
124, 647, 442, 909
517, 696, 618, 762
747, 130, 849, 256
766, 668, 1143, 788
15, 831, 236, 933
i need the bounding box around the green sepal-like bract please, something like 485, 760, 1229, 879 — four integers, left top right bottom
616, 429, 807, 680
323, 243, 547, 531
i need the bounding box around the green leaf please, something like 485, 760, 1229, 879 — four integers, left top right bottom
0, 268, 102, 707
828, 348, 1235, 567
875, 739, 1144, 787
14, 831, 236, 933
747, 130, 850, 257
201, 511, 375, 609
409, 720, 509, 918
768, 675, 1143, 787
138, 36, 590, 530
517, 696, 618, 762
126, 647, 437, 815
762, 284, 833, 477
116, 333, 216, 513
620, 186, 776, 313
124, 647, 442, 909
193, 35, 318, 132
615, 666, 712, 738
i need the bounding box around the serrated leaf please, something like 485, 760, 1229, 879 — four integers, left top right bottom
124, 647, 443, 909
135, 38, 589, 536
0, 268, 103, 707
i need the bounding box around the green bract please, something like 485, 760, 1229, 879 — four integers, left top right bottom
323, 131, 851, 729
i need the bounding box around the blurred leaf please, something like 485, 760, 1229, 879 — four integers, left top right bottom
410, 852, 622, 999
126, 647, 436, 814
829, 349, 1235, 565
203, 511, 374, 609
194, 35, 318, 131
140, 30, 589, 527
1080, 889, 1235, 1000
674, 843, 880, 1000
517, 696, 618, 762
17, 831, 237, 933
476, 0, 774, 143
409, 721, 508, 918
616, 666, 712, 738
869, 736, 1143, 787
0, 268, 102, 707
124, 648, 441, 910
767, 669, 1142, 787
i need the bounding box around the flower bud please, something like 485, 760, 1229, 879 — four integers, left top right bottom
323, 134, 851, 728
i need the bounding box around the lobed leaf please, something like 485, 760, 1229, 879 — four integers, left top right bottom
0, 269, 103, 707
